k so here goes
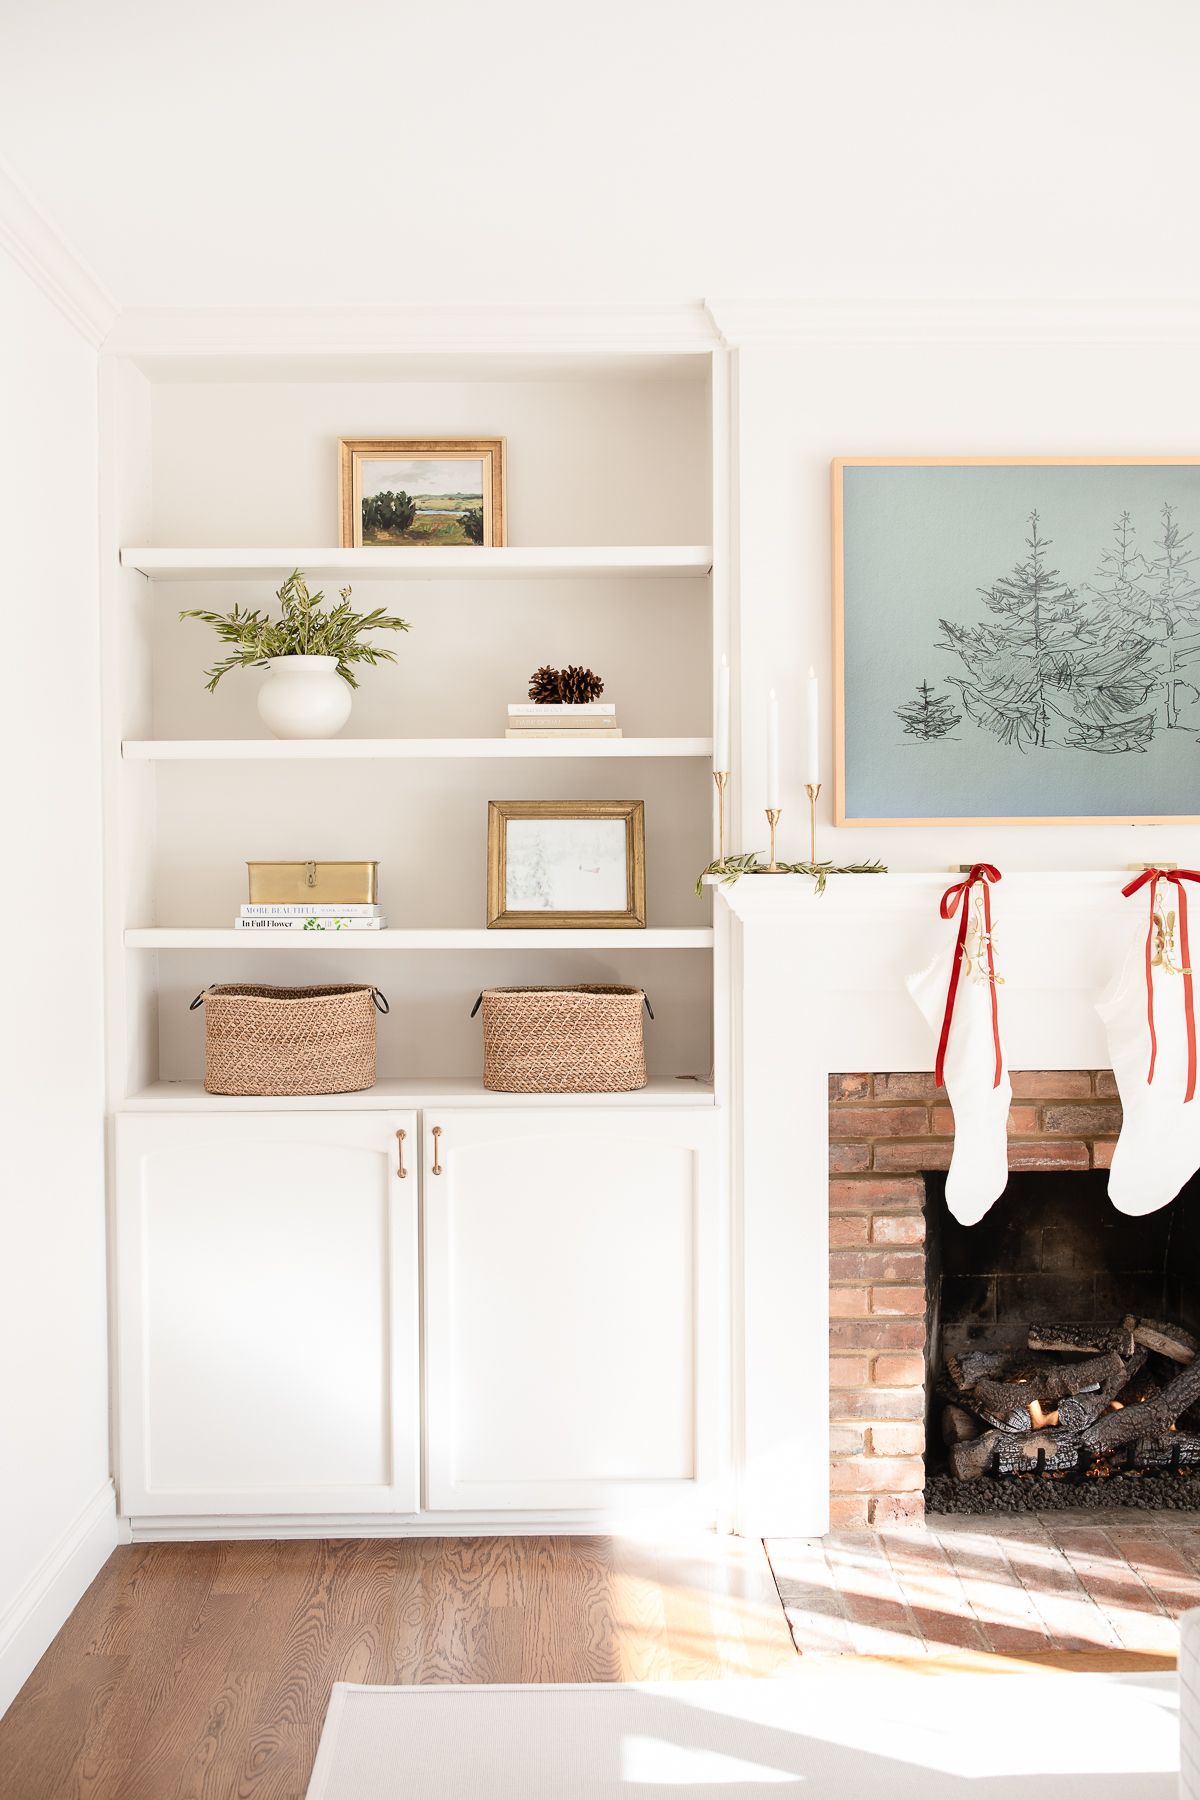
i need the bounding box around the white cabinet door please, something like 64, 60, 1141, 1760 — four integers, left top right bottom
422, 1107, 718, 1514
116, 1110, 418, 1516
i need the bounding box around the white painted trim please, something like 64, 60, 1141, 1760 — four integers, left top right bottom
105, 301, 721, 360
0, 1481, 119, 1718
707, 296, 1200, 347
127, 1508, 721, 1541
0, 157, 117, 348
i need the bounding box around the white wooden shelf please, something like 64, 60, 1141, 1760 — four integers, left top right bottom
123, 927, 713, 951
120, 546, 713, 581
119, 1076, 716, 1112
123, 736, 713, 761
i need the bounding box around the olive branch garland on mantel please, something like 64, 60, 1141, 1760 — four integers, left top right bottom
695, 853, 887, 896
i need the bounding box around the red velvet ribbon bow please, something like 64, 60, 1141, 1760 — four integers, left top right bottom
1120, 867, 1200, 1104
935, 863, 1003, 1091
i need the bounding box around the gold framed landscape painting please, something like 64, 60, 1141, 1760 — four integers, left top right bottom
833, 455, 1200, 825
339, 438, 506, 548
486, 801, 646, 929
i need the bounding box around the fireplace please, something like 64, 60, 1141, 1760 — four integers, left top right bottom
827, 1068, 1200, 1527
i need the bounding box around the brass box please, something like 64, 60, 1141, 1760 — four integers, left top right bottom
246, 861, 379, 904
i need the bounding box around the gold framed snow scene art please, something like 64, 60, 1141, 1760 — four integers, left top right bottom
834, 456, 1200, 824
486, 801, 646, 929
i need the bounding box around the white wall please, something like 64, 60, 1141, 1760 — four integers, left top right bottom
0, 250, 114, 1714
734, 330, 1200, 873
2, 1, 1196, 311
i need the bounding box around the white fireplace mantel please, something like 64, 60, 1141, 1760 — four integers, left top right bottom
716, 870, 1145, 1536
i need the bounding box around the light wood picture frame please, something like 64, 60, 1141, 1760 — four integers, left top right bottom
833, 455, 1200, 826
487, 801, 647, 929
339, 438, 506, 548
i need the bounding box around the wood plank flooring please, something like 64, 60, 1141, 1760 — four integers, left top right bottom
0, 1535, 797, 1800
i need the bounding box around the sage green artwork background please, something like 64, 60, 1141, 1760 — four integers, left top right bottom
840, 462, 1200, 818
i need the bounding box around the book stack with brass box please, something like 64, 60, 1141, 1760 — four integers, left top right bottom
236, 860, 386, 931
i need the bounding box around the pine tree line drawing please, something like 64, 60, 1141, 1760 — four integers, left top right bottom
896, 503, 1200, 753
895, 679, 961, 740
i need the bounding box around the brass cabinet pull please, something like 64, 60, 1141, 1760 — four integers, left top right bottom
431, 1125, 443, 1176
395, 1128, 407, 1178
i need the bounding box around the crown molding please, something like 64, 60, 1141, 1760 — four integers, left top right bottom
104, 300, 723, 361
0, 158, 117, 348
707, 296, 1200, 346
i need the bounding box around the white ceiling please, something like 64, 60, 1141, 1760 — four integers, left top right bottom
3, 0, 1199, 312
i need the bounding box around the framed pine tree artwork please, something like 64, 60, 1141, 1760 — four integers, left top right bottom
833, 456, 1200, 824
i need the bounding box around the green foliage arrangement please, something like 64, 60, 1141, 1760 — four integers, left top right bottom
180, 570, 411, 691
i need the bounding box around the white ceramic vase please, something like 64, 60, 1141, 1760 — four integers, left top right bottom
256, 656, 352, 739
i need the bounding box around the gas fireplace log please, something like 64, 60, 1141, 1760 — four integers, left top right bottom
1028, 1322, 1137, 1359
949, 1425, 1084, 1480
1121, 1431, 1200, 1469
1056, 1350, 1147, 1434
965, 1349, 1127, 1420
973, 1400, 1034, 1434
992, 1427, 1087, 1476
942, 1404, 983, 1446
1132, 1320, 1198, 1365
943, 1349, 1075, 1390
1082, 1354, 1200, 1454
948, 1430, 1002, 1481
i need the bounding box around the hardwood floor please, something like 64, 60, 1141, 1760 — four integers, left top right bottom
0, 1535, 797, 1799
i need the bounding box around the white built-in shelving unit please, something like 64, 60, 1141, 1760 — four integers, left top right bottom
102, 336, 728, 1106
101, 320, 732, 1535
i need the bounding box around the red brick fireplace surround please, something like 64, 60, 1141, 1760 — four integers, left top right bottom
827, 1069, 1123, 1529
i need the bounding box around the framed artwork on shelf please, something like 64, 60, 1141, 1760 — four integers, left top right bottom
833, 456, 1200, 825
339, 438, 506, 548
486, 800, 646, 929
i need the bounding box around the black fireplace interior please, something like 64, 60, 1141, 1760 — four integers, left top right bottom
923, 1170, 1200, 1504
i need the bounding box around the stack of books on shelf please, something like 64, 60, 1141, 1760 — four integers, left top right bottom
505, 703, 621, 739
235, 903, 387, 932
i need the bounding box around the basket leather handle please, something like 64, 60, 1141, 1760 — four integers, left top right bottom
371, 988, 390, 1014
188, 988, 211, 1011
469, 993, 483, 1018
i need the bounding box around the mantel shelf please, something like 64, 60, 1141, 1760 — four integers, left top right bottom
123, 736, 713, 761
124, 927, 713, 951
120, 546, 714, 581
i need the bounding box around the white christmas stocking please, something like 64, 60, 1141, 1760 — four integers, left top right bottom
1099, 867, 1200, 1216
907, 864, 1011, 1226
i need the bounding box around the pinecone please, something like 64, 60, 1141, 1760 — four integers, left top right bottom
557, 665, 605, 704
527, 664, 562, 704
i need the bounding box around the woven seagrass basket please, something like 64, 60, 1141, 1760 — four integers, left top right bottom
472, 984, 652, 1094
190, 983, 388, 1096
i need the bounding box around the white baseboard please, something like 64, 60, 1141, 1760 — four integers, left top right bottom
129, 1508, 720, 1542
0, 1480, 120, 1719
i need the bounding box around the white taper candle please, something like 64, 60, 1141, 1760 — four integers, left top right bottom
767, 688, 780, 809
805, 666, 820, 787
715, 654, 730, 770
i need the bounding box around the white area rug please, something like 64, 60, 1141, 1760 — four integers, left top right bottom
305, 1671, 1179, 1798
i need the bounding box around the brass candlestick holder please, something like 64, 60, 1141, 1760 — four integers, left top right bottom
712, 770, 730, 869
805, 782, 822, 865
756, 806, 785, 872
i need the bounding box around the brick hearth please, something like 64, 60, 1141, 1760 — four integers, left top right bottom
827, 1070, 1123, 1530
